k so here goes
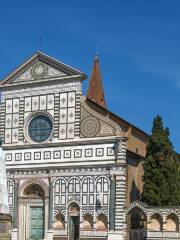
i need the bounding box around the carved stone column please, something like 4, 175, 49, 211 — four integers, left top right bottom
48, 176, 53, 230
109, 174, 116, 230
13, 178, 19, 229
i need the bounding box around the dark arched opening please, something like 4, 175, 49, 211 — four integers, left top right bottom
68, 202, 80, 240
127, 207, 147, 240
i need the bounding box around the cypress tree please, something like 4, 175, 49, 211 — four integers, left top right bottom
142, 115, 180, 206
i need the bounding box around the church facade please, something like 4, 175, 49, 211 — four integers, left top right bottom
0, 52, 179, 240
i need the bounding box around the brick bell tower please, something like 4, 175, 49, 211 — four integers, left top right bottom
86, 54, 106, 108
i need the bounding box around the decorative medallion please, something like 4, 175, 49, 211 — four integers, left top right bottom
81, 116, 100, 137
31, 62, 48, 80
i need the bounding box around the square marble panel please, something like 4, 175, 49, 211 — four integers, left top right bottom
64, 150, 71, 158
5, 154, 12, 161
24, 152, 31, 161
15, 153, 22, 161
74, 149, 82, 158
85, 149, 93, 157
44, 151, 51, 159
107, 147, 115, 156
34, 152, 41, 160
53, 151, 61, 159
96, 148, 104, 157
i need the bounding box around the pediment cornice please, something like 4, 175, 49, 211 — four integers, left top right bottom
0, 51, 87, 87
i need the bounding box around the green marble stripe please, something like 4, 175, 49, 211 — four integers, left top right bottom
109, 176, 116, 230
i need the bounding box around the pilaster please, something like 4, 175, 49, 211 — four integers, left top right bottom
109, 174, 116, 230
13, 177, 19, 229
48, 176, 53, 230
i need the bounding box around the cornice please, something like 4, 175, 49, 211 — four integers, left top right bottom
0, 75, 83, 91
2, 136, 126, 151
0, 51, 87, 87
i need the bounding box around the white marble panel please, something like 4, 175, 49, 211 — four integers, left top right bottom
0, 148, 9, 214
12, 128, 18, 143
6, 99, 12, 114
68, 108, 75, 123
67, 123, 74, 139
40, 95, 47, 110
5, 129, 11, 143
60, 109, 67, 124
13, 98, 19, 113
12, 114, 19, 128
60, 93, 67, 108
24, 97, 32, 112
59, 124, 67, 139
68, 91, 75, 107
5, 114, 12, 128
47, 94, 54, 110
32, 96, 39, 111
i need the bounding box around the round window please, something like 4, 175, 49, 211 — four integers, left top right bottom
28, 114, 53, 143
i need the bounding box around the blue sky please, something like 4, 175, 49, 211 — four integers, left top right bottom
0, 0, 180, 151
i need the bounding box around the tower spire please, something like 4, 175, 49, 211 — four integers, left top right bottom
86, 54, 106, 108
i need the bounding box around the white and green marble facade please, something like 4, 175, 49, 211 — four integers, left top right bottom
0, 52, 127, 240
1, 52, 179, 240
0, 147, 9, 215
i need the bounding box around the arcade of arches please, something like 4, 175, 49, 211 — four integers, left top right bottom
126, 202, 180, 240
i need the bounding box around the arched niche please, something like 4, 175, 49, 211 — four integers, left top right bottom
96, 213, 107, 231
128, 207, 147, 230
53, 212, 65, 230
166, 214, 179, 232
127, 207, 147, 240
23, 183, 45, 198
82, 213, 93, 231
20, 178, 49, 198
150, 214, 163, 231
68, 202, 80, 216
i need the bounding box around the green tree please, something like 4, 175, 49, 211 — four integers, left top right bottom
142, 115, 180, 206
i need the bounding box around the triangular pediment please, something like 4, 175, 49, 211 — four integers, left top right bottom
0, 51, 86, 86
13, 62, 67, 83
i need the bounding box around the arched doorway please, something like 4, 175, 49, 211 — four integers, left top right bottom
68, 202, 80, 240
23, 183, 45, 240
127, 207, 147, 240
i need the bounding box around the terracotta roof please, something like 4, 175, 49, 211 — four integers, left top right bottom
86, 55, 106, 108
